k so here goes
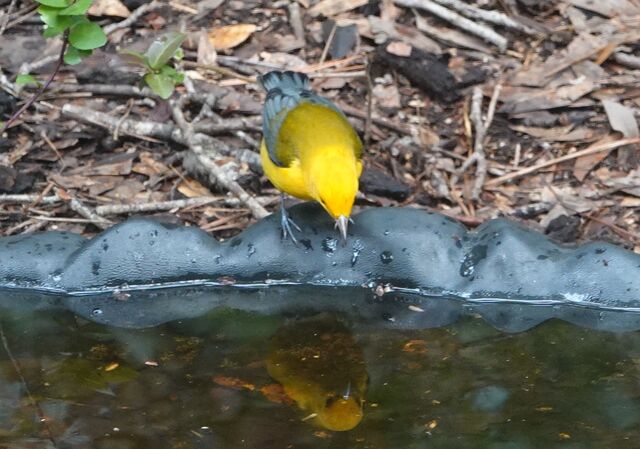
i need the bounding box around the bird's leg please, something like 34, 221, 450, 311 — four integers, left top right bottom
280, 194, 301, 244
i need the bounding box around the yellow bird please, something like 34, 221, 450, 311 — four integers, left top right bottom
266, 314, 368, 431
258, 71, 363, 242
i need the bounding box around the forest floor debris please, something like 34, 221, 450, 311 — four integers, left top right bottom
0, 0, 639, 252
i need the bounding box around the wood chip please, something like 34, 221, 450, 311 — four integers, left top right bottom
511, 33, 610, 87
568, 0, 640, 18
602, 99, 640, 138
573, 139, 613, 181
501, 79, 596, 114
385, 41, 412, 57
88, 0, 131, 18
308, 0, 368, 17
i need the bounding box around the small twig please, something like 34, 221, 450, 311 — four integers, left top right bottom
170, 98, 268, 219
484, 83, 502, 130
431, 0, 537, 35
545, 182, 639, 244
613, 51, 640, 69
513, 142, 521, 167
59, 103, 262, 171
485, 137, 640, 187
32, 216, 105, 224
3, 4, 36, 32
319, 22, 337, 65
1, 30, 69, 133
103, 0, 162, 34
0, 322, 59, 448
0, 0, 17, 35
0, 194, 62, 204
393, 0, 508, 52
451, 83, 501, 200
288, 1, 305, 49
339, 102, 411, 135
113, 98, 134, 140
96, 196, 273, 215
49, 82, 159, 98
69, 198, 112, 229
364, 56, 374, 146
182, 60, 256, 83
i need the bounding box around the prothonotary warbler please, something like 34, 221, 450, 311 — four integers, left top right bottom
258, 71, 363, 242
266, 314, 368, 431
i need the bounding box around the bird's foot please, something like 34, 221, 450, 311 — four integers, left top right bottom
280, 207, 301, 244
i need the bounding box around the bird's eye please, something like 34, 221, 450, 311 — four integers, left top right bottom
325, 395, 337, 408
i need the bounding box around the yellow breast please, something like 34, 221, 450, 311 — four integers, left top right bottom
261, 102, 362, 204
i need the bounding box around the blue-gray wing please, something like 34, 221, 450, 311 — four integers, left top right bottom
260, 71, 343, 167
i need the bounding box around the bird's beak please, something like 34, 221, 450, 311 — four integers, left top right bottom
335, 215, 349, 241
342, 382, 352, 400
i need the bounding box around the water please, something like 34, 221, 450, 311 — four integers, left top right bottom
1, 294, 640, 449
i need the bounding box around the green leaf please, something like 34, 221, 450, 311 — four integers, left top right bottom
63, 46, 79, 64
35, 0, 70, 7
64, 47, 92, 64
43, 25, 65, 37
145, 32, 186, 70
37, 5, 60, 25
59, 0, 93, 15
38, 5, 73, 28
15, 74, 39, 87
119, 49, 147, 66
69, 20, 107, 50
160, 64, 177, 77
144, 73, 175, 99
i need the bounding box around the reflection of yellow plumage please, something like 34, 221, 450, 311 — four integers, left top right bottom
266, 314, 368, 431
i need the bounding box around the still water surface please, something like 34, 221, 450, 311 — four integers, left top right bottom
1, 302, 640, 449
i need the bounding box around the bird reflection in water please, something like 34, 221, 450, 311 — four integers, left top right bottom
266, 313, 368, 431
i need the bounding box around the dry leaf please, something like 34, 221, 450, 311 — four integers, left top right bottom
602, 169, 640, 197
381, 0, 400, 21
402, 339, 428, 354
621, 197, 640, 207
373, 83, 401, 109
197, 30, 217, 66
413, 10, 491, 53
602, 100, 640, 138
419, 127, 440, 148
260, 384, 294, 405
573, 152, 611, 181
212, 375, 255, 391
308, 0, 368, 17
385, 41, 411, 57
368, 16, 441, 55
132, 152, 169, 177
511, 33, 610, 87
209, 24, 256, 50
259, 52, 307, 70
178, 179, 211, 198
88, 0, 130, 18
501, 80, 596, 114
510, 125, 599, 142
568, 0, 640, 17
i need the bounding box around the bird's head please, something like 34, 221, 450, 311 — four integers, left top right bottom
308, 153, 359, 240
317, 390, 363, 431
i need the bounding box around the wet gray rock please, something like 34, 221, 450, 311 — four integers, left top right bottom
0, 204, 639, 331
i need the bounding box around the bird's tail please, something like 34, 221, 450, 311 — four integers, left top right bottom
258, 70, 309, 92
